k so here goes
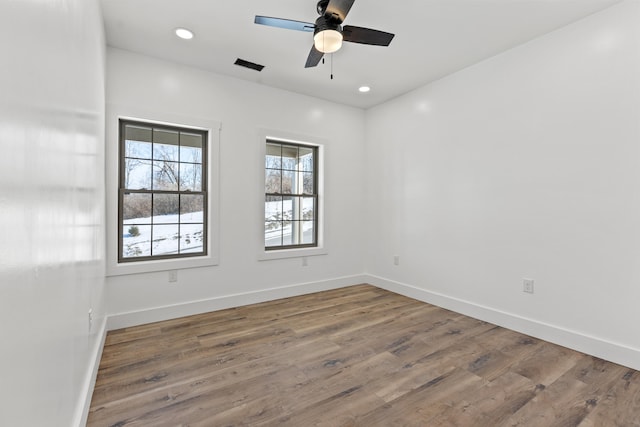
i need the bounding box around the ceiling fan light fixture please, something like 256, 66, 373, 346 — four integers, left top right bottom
314, 29, 343, 53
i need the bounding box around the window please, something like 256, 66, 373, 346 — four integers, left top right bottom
118, 119, 207, 262
265, 140, 318, 250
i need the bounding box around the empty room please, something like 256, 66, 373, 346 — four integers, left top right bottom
2, 0, 640, 425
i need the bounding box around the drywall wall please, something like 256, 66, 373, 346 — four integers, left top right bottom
0, 0, 106, 426
365, 0, 640, 368
105, 48, 366, 325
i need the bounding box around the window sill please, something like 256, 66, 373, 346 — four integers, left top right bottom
258, 246, 327, 261
106, 255, 219, 276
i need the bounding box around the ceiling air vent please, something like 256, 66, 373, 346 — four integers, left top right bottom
234, 58, 265, 72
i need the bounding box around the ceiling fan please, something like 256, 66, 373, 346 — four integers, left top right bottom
255, 0, 395, 68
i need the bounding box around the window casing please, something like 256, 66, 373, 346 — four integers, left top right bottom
118, 119, 207, 262
265, 140, 318, 250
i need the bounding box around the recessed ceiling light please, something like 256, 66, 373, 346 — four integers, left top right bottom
359, 86, 371, 93
175, 28, 194, 40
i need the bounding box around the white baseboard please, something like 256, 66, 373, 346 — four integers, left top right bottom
107, 274, 368, 331
366, 274, 640, 372
73, 315, 108, 427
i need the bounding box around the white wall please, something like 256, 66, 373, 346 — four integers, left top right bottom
365, 0, 640, 369
106, 48, 366, 326
0, 1, 106, 426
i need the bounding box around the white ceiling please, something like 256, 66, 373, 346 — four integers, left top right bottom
100, 0, 621, 109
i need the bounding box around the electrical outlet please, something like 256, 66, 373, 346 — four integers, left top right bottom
302, 257, 308, 267
88, 308, 93, 332
523, 278, 534, 294
393, 255, 400, 266
169, 270, 178, 283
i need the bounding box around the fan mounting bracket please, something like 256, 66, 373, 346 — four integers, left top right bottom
316, 0, 342, 22
316, 0, 329, 15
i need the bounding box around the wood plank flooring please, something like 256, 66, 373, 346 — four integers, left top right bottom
88, 285, 640, 426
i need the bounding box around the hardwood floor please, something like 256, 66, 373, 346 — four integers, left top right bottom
88, 285, 640, 426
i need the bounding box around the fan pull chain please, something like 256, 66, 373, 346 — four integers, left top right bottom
330, 53, 333, 80
322, 31, 326, 65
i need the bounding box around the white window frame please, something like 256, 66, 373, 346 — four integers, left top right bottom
258, 130, 327, 261
106, 104, 220, 276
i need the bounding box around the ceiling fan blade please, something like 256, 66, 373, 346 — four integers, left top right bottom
325, 0, 355, 23
254, 16, 315, 32
342, 25, 395, 46
305, 45, 324, 68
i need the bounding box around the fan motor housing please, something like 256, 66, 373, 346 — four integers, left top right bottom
314, 15, 342, 36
